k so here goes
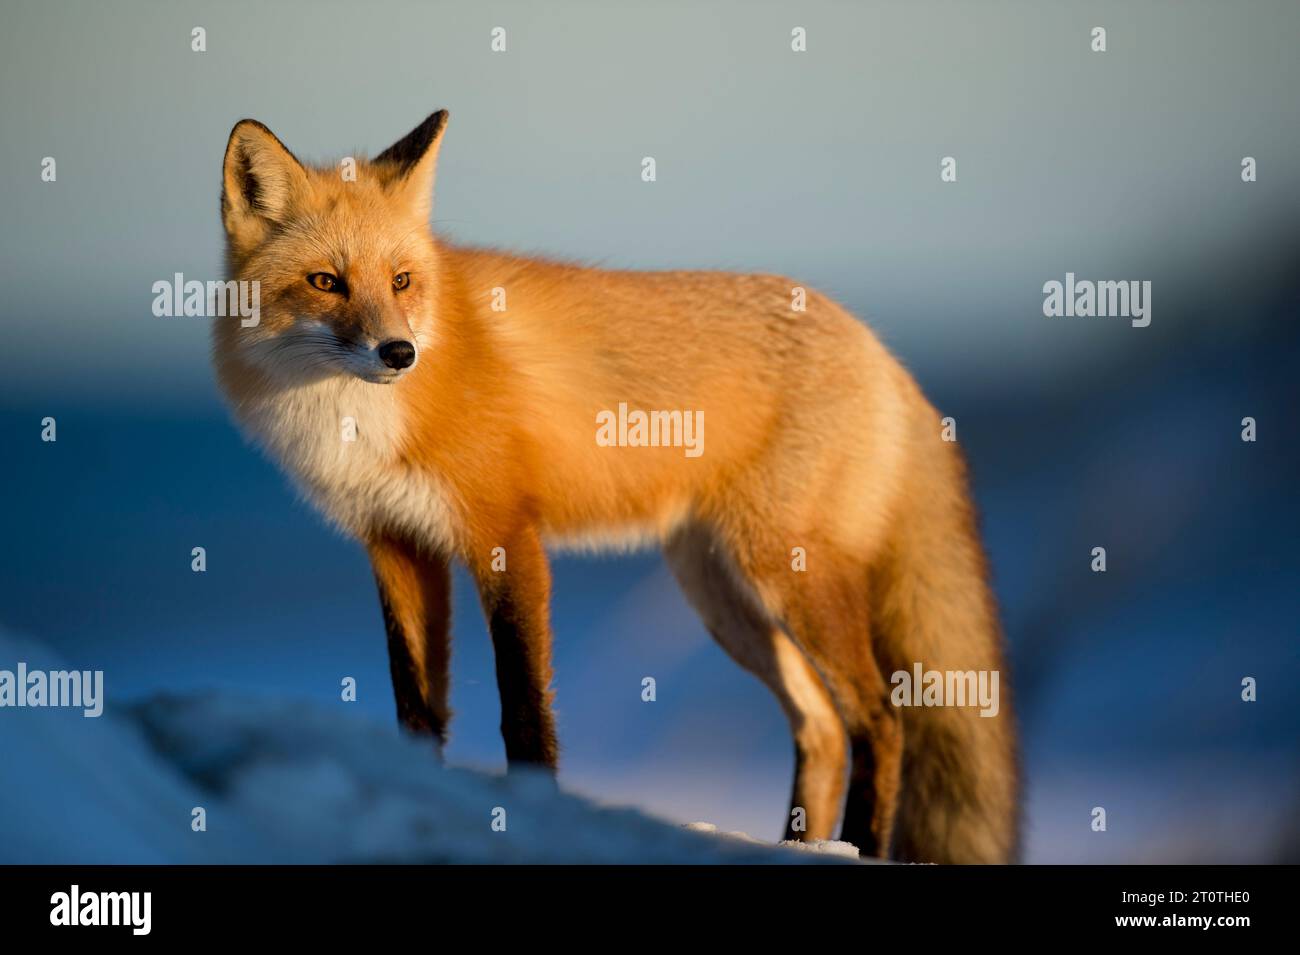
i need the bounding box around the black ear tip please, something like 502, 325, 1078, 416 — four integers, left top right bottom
376, 110, 450, 170
426, 109, 450, 134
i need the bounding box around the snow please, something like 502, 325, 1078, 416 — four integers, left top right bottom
683, 823, 862, 859
0, 629, 856, 864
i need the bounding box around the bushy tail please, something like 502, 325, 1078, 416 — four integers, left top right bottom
873, 434, 1021, 864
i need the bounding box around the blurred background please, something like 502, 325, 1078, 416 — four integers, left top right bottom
1, 0, 1297, 862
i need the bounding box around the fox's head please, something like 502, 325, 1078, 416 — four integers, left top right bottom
218, 111, 449, 385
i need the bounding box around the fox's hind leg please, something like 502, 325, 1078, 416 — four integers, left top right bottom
665, 523, 847, 842
784, 571, 902, 858
722, 533, 903, 859
367, 535, 454, 747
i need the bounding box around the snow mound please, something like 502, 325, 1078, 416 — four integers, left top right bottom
0, 629, 852, 864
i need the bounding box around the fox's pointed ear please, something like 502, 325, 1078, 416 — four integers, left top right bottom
221, 119, 308, 246
375, 110, 449, 221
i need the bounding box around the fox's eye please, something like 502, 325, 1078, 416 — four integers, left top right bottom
308, 273, 341, 293
392, 272, 411, 292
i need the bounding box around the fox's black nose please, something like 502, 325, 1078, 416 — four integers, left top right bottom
378, 340, 416, 370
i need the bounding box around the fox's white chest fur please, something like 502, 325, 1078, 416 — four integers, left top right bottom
235, 378, 457, 550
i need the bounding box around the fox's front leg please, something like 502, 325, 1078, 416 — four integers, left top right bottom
367, 535, 453, 747
469, 526, 559, 772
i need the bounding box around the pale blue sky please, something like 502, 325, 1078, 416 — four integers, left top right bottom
2, 0, 1297, 408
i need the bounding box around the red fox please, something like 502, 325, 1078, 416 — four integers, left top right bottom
215, 111, 1020, 863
